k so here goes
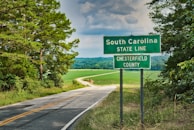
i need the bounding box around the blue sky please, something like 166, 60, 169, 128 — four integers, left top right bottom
59, 0, 154, 57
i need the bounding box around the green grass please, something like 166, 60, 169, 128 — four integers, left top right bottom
86, 70, 160, 85
0, 85, 84, 106
63, 69, 116, 85
74, 86, 194, 130
73, 86, 140, 130
72, 70, 161, 130
72, 70, 194, 130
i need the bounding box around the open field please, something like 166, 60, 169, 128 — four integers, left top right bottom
63, 69, 116, 85
85, 70, 160, 85
63, 69, 160, 86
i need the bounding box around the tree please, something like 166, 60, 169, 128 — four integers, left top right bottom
0, 0, 79, 90
0, 0, 41, 78
32, 0, 79, 86
147, 0, 194, 102
0, 0, 42, 90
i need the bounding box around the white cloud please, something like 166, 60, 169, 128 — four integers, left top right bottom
80, 2, 95, 14
132, 0, 154, 34
60, 0, 155, 57
77, 0, 154, 35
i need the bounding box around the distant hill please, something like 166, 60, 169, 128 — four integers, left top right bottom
71, 56, 169, 70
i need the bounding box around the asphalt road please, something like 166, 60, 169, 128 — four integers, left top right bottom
0, 85, 116, 130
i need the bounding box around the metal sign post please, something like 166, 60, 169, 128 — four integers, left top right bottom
140, 69, 144, 129
120, 69, 123, 128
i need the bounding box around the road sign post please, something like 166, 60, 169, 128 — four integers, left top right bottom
103, 34, 161, 129
140, 69, 144, 129
120, 69, 123, 128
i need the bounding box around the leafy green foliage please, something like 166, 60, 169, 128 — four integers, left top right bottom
0, 0, 78, 91
0, 74, 16, 91
144, 79, 166, 106
22, 77, 41, 94
0, 53, 38, 78
167, 58, 194, 103
147, 0, 193, 103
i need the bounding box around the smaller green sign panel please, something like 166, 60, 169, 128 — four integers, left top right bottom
114, 55, 151, 69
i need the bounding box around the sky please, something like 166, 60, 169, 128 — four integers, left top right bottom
59, 0, 155, 58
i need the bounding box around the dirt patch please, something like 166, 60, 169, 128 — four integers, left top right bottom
84, 79, 94, 84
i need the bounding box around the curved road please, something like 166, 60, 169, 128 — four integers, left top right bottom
0, 72, 117, 130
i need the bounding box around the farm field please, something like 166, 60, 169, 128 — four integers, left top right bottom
87, 70, 160, 85
64, 69, 160, 86
63, 69, 116, 85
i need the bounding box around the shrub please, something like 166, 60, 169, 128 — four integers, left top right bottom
145, 58, 194, 104
41, 80, 55, 88
23, 77, 41, 94
165, 58, 194, 103
144, 79, 166, 107
48, 72, 64, 87
0, 74, 16, 91
72, 79, 83, 87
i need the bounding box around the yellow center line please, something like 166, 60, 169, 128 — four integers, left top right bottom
0, 93, 82, 127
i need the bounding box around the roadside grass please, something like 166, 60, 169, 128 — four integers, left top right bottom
74, 86, 194, 130
0, 84, 84, 106
73, 70, 194, 130
73, 86, 141, 130
143, 97, 194, 130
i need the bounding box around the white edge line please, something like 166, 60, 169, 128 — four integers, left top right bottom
61, 88, 116, 130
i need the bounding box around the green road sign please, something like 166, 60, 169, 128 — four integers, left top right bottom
104, 35, 161, 54
114, 55, 151, 69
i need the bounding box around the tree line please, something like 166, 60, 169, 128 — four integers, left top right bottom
0, 0, 79, 92
71, 56, 168, 70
